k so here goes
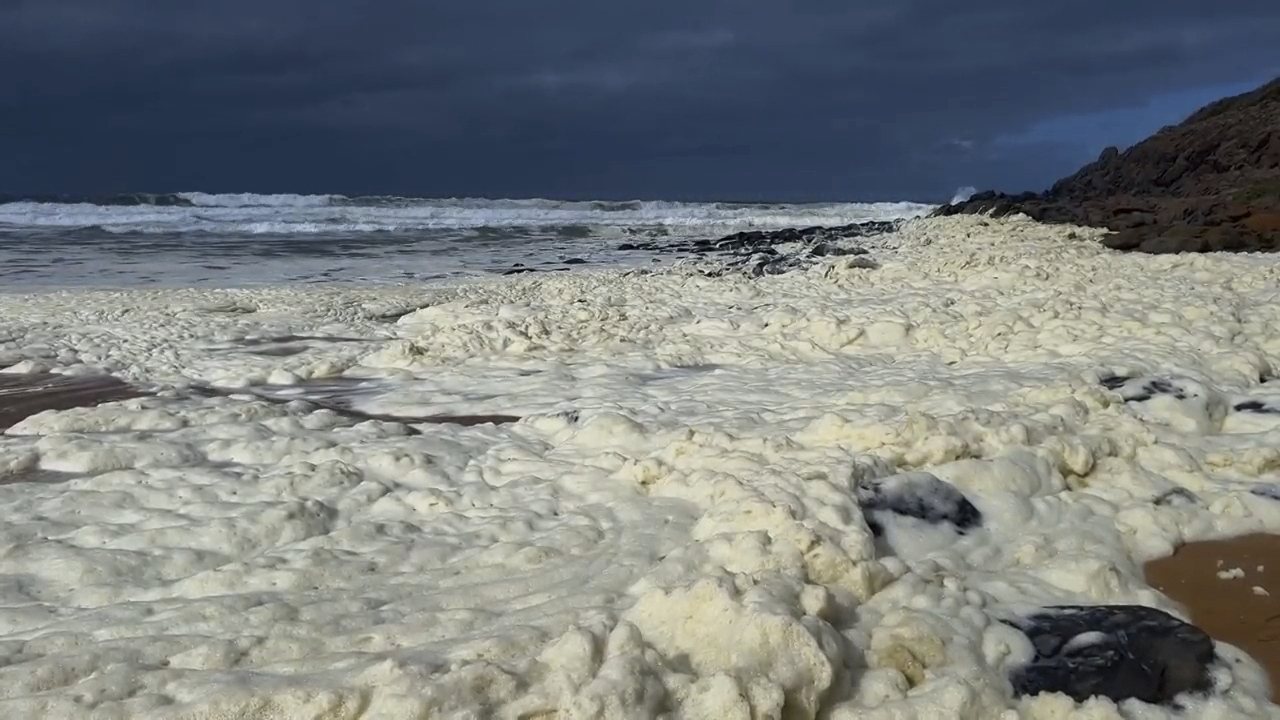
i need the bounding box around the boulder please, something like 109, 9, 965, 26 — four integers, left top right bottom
854, 471, 982, 536
1006, 605, 1217, 704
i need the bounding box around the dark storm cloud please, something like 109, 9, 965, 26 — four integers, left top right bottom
2, 0, 1279, 200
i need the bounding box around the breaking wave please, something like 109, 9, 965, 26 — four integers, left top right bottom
0, 193, 935, 235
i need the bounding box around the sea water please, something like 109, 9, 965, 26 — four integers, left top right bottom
0, 193, 931, 289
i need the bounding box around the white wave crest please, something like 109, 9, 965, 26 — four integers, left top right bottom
0, 196, 935, 234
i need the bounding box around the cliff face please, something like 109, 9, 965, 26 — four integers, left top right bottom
936, 77, 1280, 253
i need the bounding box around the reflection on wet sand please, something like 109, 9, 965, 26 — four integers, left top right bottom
1147, 533, 1280, 698
0, 372, 146, 432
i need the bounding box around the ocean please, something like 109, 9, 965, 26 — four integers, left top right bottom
0, 193, 932, 289
2, 198, 1279, 718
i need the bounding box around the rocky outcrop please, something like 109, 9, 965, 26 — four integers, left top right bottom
1006, 605, 1218, 704
936, 77, 1280, 253
617, 220, 898, 276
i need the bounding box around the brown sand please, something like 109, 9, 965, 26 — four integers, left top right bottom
1145, 534, 1280, 697
0, 372, 146, 432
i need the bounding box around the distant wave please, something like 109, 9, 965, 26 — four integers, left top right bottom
0, 193, 935, 235
0, 192, 347, 208
0, 192, 197, 207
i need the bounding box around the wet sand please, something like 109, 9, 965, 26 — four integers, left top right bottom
0, 373, 148, 485
0, 372, 146, 432
0, 371, 515, 437
1, 371, 515, 487
1145, 534, 1280, 697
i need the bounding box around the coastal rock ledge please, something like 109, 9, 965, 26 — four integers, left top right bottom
935, 76, 1280, 253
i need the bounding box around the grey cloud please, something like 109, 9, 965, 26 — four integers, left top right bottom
2, 1, 1278, 199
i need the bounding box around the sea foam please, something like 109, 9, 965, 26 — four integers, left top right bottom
1, 215, 1279, 718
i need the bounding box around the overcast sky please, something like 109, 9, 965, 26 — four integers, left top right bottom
2, 1, 1278, 201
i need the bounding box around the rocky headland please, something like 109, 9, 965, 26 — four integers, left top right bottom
935, 76, 1280, 253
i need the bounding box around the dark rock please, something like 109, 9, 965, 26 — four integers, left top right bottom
1099, 375, 1132, 390
809, 242, 867, 257
1099, 376, 1192, 402
563, 257, 587, 265
1250, 484, 1280, 501
1006, 605, 1217, 705
935, 77, 1280, 254
1133, 378, 1190, 402
1153, 487, 1201, 506
1110, 209, 1156, 229
614, 219, 900, 277
1234, 399, 1280, 414
854, 471, 982, 536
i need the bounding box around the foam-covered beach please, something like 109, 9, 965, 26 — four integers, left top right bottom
3, 214, 1280, 718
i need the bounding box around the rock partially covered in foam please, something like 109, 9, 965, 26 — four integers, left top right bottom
1100, 375, 1194, 402
1234, 399, 1280, 415
854, 471, 982, 536
1250, 483, 1280, 502
1098, 374, 1228, 433
615, 219, 899, 277
1101, 373, 1280, 435
1006, 605, 1217, 705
